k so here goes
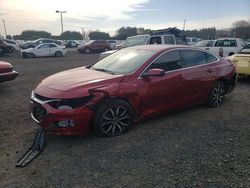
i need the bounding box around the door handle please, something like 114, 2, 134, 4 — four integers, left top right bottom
205, 48, 210, 50
207, 69, 213, 73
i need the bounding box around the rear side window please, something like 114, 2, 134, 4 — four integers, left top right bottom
206, 53, 217, 63
150, 50, 182, 71
181, 50, 206, 67
215, 40, 237, 47
164, 36, 175, 44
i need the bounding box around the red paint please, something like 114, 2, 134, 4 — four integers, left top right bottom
32, 45, 236, 135
0, 61, 18, 83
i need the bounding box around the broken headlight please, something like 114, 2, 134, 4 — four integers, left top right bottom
48, 96, 93, 109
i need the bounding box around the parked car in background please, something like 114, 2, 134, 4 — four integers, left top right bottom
31, 45, 236, 137
226, 44, 250, 76
65, 40, 81, 48
0, 61, 18, 83
194, 40, 216, 47
21, 38, 64, 49
21, 43, 66, 58
3, 39, 20, 51
77, 40, 111, 53
186, 37, 202, 46
107, 40, 119, 49
0, 39, 15, 53
199, 38, 246, 57
100, 27, 188, 59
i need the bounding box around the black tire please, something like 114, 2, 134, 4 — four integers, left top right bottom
104, 47, 109, 52
228, 52, 234, 56
93, 99, 134, 137
55, 51, 62, 57
85, 48, 91, 54
27, 53, 35, 58
207, 81, 226, 107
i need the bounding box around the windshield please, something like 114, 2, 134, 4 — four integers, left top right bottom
123, 36, 148, 48
196, 40, 215, 47
92, 49, 156, 75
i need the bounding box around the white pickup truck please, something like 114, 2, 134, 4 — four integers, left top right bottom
199, 38, 246, 57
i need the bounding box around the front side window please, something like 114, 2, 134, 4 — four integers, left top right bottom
149, 37, 162, 44
215, 40, 237, 47
149, 50, 181, 71
181, 50, 206, 67
49, 44, 57, 48
164, 36, 175, 44
175, 36, 187, 45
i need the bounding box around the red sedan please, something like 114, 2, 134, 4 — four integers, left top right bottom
31, 45, 236, 137
0, 61, 18, 83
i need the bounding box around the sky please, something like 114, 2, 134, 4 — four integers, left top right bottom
0, 0, 249, 36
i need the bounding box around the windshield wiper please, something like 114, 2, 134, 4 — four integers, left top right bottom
92, 68, 115, 75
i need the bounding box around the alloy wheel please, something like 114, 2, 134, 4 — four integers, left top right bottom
100, 106, 131, 136
211, 84, 225, 106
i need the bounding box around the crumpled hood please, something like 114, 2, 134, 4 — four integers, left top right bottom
34, 67, 124, 98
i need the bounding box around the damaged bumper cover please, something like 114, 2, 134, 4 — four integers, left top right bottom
30, 91, 98, 135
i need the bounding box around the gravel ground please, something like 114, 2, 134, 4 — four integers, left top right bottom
0, 51, 249, 188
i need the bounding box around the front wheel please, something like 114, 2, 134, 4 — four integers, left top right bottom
207, 81, 226, 107
93, 100, 134, 137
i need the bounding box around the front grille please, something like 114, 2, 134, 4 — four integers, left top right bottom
31, 102, 47, 122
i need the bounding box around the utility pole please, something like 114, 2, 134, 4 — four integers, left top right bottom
55, 10, 67, 33
2, 19, 7, 38
183, 19, 187, 31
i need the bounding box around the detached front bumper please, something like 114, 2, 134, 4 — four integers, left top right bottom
30, 94, 94, 136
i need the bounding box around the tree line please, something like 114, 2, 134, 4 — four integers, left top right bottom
11, 20, 250, 41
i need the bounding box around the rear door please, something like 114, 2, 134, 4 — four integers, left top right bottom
179, 49, 217, 103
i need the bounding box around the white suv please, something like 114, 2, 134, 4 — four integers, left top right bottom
100, 27, 188, 59
199, 38, 246, 57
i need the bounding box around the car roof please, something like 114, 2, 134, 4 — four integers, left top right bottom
37, 43, 58, 46
127, 44, 191, 51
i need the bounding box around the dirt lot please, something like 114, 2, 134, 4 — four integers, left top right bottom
0, 51, 249, 188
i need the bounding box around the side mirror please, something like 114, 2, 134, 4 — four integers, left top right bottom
142, 68, 165, 77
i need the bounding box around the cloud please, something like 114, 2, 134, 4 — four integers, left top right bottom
0, 0, 151, 35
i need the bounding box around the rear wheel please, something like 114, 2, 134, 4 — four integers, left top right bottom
27, 53, 35, 58
55, 51, 62, 57
85, 48, 91, 54
207, 81, 226, 107
93, 99, 134, 137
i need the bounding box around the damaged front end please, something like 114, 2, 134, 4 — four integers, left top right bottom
30, 90, 102, 135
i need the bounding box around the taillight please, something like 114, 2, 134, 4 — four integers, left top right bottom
219, 48, 223, 57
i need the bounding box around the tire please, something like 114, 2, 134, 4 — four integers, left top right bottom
104, 47, 109, 52
55, 51, 62, 57
27, 53, 35, 58
228, 52, 234, 56
207, 81, 226, 107
93, 99, 134, 137
85, 48, 91, 54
